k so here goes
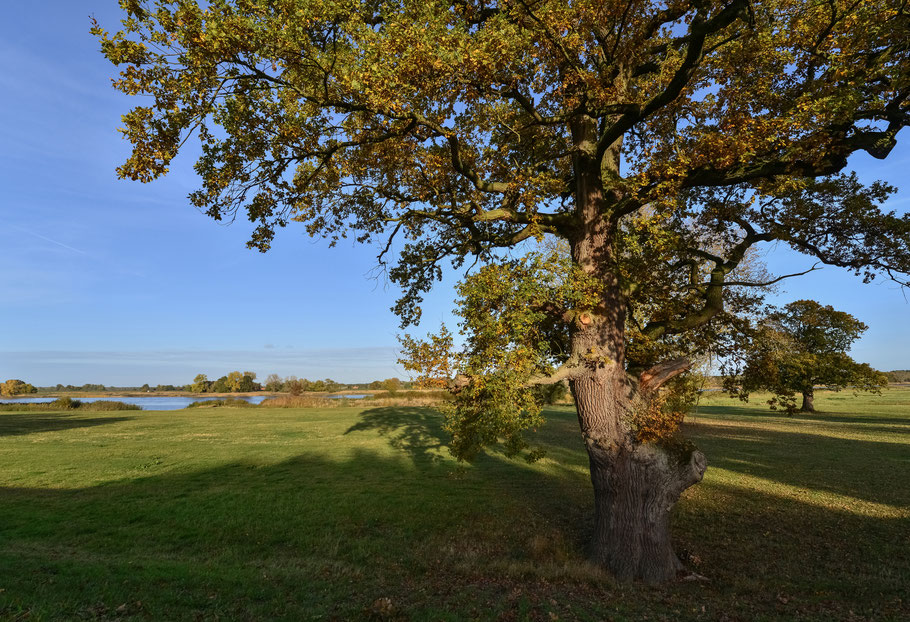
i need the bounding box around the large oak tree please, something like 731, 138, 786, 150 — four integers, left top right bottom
96, 0, 910, 582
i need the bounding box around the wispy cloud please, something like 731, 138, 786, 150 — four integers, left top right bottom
9, 223, 89, 256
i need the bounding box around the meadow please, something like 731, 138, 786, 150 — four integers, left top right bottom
1, 389, 908, 621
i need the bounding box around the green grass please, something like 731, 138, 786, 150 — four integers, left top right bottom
1, 388, 908, 621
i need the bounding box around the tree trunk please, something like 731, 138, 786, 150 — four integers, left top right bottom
801, 388, 815, 412
566, 115, 707, 582
572, 373, 707, 583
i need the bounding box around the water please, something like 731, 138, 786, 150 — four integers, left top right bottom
326, 394, 368, 399
0, 395, 268, 411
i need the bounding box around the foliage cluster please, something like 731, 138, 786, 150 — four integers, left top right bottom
1, 379, 37, 397
631, 373, 702, 443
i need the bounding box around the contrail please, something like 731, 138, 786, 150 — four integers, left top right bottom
9, 223, 89, 256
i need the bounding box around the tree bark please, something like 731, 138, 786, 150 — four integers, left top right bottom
801, 388, 815, 412
570, 366, 707, 583
566, 115, 707, 582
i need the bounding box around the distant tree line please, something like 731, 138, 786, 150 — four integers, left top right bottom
4, 375, 450, 396
261, 375, 347, 394
190, 372, 261, 393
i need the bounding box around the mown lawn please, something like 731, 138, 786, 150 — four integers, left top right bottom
1, 388, 908, 621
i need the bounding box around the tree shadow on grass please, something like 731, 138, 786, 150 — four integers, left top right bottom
344, 406, 448, 466
0, 413, 135, 437
685, 420, 910, 508
345, 406, 595, 551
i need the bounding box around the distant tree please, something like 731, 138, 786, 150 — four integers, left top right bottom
237, 372, 260, 392
140, 384, 151, 392
724, 300, 888, 413
886, 370, 910, 383
381, 378, 402, 395
284, 376, 302, 396
532, 381, 569, 406
1, 379, 38, 397
190, 374, 209, 393
264, 374, 283, 392
210, 376, 230, 393
225, 371, 244, 392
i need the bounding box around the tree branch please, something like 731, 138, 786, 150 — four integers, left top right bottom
596, 0, 750, 157
639, 357, 692, 393
523, 358, 588, 388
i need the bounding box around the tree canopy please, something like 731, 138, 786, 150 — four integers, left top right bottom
1, 379, 38, 397
97, 0, 910, 583
723, 300, 889, 413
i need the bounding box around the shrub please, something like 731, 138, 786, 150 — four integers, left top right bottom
259, 395, 336, 408
51, 397, 81, 409
186, 398, 257, 408
83, 400, 141, 411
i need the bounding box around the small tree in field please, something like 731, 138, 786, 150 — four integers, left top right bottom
96, 0, 910, 582
723, 300, 888, 413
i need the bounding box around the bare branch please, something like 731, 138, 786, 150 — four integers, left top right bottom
639, 357, 692, 393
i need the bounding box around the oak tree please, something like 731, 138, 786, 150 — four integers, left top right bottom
723, 300, 888, 413
96, 0, 910, 582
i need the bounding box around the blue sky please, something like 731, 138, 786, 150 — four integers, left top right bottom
1, 2, 908, 386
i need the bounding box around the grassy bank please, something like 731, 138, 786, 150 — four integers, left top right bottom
1, 388, 908, 620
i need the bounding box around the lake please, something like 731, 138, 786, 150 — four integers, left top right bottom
0, 396, 269, 411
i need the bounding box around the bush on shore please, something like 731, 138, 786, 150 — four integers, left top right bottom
186, 398, 257, 408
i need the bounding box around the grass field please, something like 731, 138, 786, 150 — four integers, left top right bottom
1, 388, 908, 621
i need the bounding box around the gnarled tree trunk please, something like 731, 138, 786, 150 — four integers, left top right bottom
801, 388, 815, 412
570, 353, 707, 583
567, 115, 707, 582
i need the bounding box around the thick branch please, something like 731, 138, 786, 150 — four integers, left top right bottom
523, 359, 588, 388
596, 0, 750, 156
643, 230, 773, 339
638, 357, 692, 394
